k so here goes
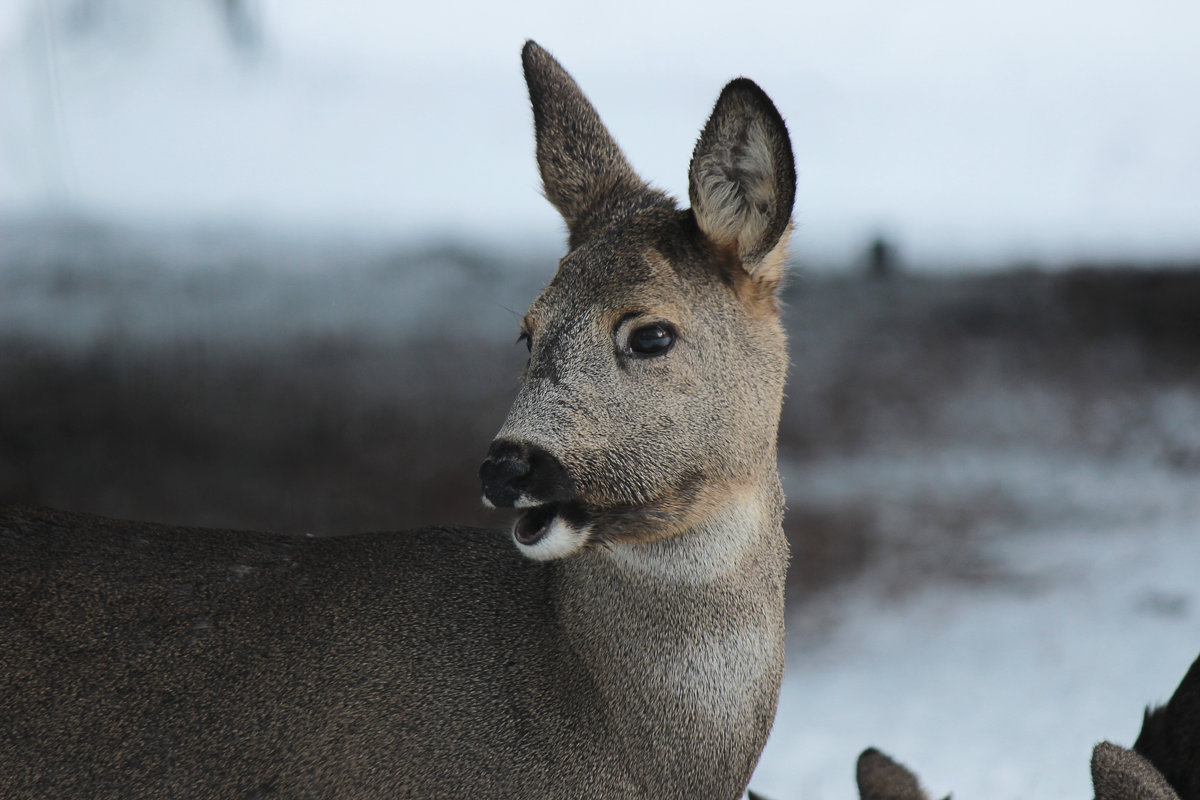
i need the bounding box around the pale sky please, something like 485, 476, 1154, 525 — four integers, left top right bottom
3, 0, 1198, 265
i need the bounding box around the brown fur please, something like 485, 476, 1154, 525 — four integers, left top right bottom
0, 41, 796, 799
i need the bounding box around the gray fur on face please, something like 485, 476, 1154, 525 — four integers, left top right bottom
499, 45, 794, 557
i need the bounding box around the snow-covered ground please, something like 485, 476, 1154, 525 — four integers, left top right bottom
3, 0, 1200, 266
754, 450, 1200, 799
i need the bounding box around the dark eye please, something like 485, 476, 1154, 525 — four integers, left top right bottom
517, 331, 531, 352
629, 324, 675, 356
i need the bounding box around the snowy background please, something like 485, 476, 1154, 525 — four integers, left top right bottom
2, 2, 1199, 798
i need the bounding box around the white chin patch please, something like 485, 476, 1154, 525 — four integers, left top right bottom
513, 515, 590, 561
512, 493, 541, 509
481, 493, 540, 511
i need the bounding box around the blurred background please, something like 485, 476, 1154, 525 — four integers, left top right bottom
2, 1, 1199, 797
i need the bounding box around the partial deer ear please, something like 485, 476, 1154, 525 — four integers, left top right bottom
688, 78, 795, 286
522, 41, 670, 249
1091, 742, 1181, 800
856, 748, 933, 800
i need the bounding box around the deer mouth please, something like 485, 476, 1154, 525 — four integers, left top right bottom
514, 503, 560, 545
511, 501, 593, 557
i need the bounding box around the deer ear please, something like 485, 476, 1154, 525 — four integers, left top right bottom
522, 41, 668, 249
688, 78, 795, 286
1091, 742, 1181, 800
856, 748, 932, 800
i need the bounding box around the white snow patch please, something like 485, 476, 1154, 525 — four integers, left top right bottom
752, 450, 1200, 799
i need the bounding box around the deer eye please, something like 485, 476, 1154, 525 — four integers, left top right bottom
628, 324, 675, 356
517, 331, 532, 352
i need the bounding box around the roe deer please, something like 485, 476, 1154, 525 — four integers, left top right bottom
0, 40, 795, 799
852, 652, 1200, 800
850, 742, 1184, 800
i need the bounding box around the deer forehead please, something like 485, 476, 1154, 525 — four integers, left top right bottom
528, 248, 748, 340
525, 248, 700, 329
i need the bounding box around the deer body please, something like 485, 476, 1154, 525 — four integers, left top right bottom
1, 41, 795, 799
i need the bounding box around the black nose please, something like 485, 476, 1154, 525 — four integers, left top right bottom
479, 440, 575, 509
479, 444, 530, 508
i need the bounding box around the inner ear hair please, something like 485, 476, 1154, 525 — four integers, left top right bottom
688, 78, 796, 286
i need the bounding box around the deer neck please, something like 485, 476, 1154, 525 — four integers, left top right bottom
553, 473, 787, 786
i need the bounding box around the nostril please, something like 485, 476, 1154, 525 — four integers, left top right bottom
486, 457, 529, 487
479, 455, 530, 508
